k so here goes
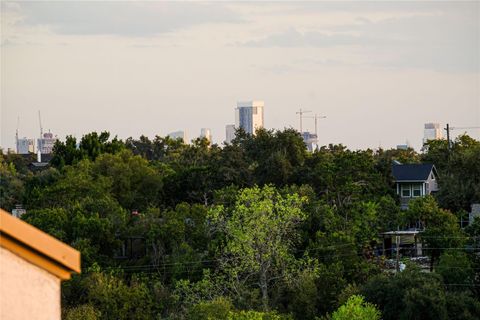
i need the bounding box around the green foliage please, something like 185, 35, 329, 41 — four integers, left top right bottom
404, 196, 466, 268
187, 297, 233, 320
0, 154, 25, 211
436, 250, 474, 290
362, 265, 447, 320
233, 128, 307, 186
83, 271, 153, 320
331, 295, 381, 320
229, 310, 292, 320
64, 304, 101, 320
22, 208, 68, 240
300, 145, 391, 209
51, 132, 125, 168
4, 131, 479, 319
445, 291, 480, 320
336, 284, 361, 307
171, 270, 226, 312
376, 195, 402, 231
187, 297, 293, 320
423, 134, 480, 212
209, 185, 307, 310
283, 268, 319, 319
22, 159, 127, 267
92, 150, 163, 210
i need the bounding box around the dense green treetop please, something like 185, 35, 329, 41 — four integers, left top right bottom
1, 130, 479, 320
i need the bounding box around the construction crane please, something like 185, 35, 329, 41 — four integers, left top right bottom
450, 126, 480, 130
305, 114, 327, 137
444, 123, 480, 150
38, 110, 43, 137
296, 108, 311, 133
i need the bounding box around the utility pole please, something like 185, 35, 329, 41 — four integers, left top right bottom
296, 108, 311, 133
445, 123, 450, 151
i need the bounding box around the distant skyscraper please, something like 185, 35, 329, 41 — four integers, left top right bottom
235, 101, 264, 135
37, 132, 57, 154
168, 130, 188, 143
16, 137, 35, 154
200, 128, 212, 143
423, 123, 443, 145
225, 124, 236, 144
301, 132, 318, 152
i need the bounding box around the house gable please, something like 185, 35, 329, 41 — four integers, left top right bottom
392, 163, 439, 209
392, 163, 436, 182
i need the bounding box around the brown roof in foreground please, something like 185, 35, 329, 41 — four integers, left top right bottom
0, 209, 80, 280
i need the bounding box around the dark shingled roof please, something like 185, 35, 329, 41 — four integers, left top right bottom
392, 163, 436, 181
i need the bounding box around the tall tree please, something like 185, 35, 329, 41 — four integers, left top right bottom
208, 185, 307, 310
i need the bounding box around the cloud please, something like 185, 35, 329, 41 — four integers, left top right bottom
239, 2, 479, 74
13, 2, 242, 37
243, 28, 386, 48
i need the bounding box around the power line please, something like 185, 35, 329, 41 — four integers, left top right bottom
83, 243, 479, 275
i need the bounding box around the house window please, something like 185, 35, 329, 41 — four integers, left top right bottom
401, 185, 411, 197
412, 185, 422, 197
431, 173, 435, 180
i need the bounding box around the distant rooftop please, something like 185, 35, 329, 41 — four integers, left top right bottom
392, 163, 436, 181
237, 101, 264, 108
424, 123, 440, 129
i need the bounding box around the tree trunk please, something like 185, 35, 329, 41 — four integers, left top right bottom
259, 268, 269, 311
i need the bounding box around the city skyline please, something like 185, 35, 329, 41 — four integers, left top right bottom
1, 1, 479, 151
10, 110, 466, 152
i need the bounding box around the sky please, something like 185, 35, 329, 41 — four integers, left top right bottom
1, 0, 479, 151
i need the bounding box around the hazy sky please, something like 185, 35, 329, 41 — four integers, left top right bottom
1, 1, 479, 151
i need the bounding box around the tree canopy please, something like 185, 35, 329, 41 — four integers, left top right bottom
1, 130, 479, 319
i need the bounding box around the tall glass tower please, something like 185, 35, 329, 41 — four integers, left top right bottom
235, 101, 264, 135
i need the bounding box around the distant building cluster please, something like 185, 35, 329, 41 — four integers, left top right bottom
395, 122, 444, 152
14, 111, 58, 158
13, 112, 447, 159
166, 128, 213, 144
13, 100, 329, 155
15, 128, 57, 157
222, 101, 324, 152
